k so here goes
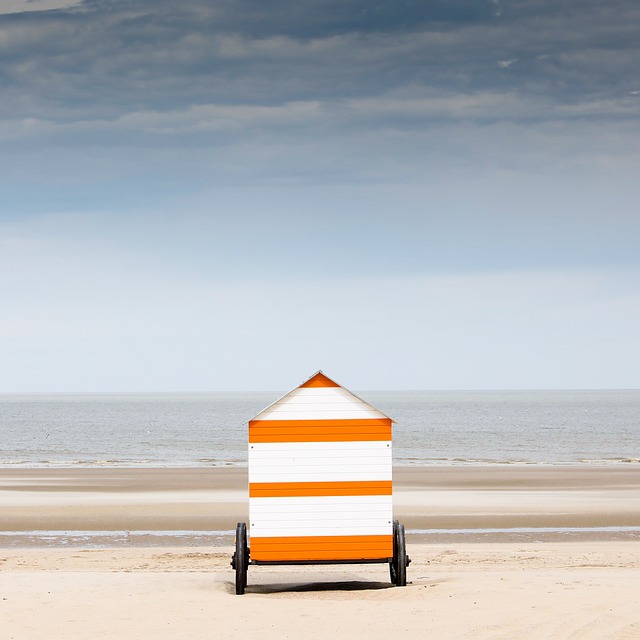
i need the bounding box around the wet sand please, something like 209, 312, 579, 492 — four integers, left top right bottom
1, 466, 639, 541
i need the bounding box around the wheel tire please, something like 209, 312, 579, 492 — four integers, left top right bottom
389, 520, 399, 584
395, 523, 407, 587
234, 522, 248, 595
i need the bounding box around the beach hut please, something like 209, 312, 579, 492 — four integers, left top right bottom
231, 371, 409, 594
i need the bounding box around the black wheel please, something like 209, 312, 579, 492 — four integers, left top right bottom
389, 520, 399, 584
390, 520, 408, 586
233, 522, 248, 595
395, 523, 407, 587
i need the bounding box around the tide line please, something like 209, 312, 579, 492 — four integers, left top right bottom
409, 526, 640, 535
1, 525, 640, 541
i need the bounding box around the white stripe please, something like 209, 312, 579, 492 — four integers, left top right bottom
291, 388, 362, 397
250, 495, 392, 512
250, 458, 391, 469
248, 441, 392, 483
249, 495, 393, 538
250, 524, 392, 537
279, 388, 375, 402
253, 409, 387, 420
256, 403, 381, 412
250, 441, 391, 453
252, 495, 393, 505
250, 470, 391, 483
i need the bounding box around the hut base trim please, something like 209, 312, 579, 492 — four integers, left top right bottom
249, 534, 393, 562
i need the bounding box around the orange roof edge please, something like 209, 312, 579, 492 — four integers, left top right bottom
299, 370, 340, 388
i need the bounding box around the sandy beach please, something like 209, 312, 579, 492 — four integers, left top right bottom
1, 465, 639, 539
1, 465, 640, 638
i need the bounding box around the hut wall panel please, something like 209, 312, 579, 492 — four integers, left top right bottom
249, 480, 391, 498
249, 419, 392, 443
251, 525, 391, 537
249, 440, 392, 484
249, 468, 390, 483
251, 413, 391, 424
250, 535, 393, 561
282, 387, 370, 401
267, 406, 387, 416
280, 395, 371, 406
249, 496, 392, 538
250, 495, 393, 509
249, 440, 391, 456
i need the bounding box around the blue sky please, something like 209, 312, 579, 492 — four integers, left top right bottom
1, 0, 639, 391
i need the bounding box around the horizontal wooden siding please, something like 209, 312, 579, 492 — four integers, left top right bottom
248, 377, 394, 562
250, 535, 393, 562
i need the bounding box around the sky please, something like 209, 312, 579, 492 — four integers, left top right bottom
1, 0, 639, 392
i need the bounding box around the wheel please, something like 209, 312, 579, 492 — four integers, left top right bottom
233, 522, 248, 594
389, 520, 399, 584
390, 520, 408, 586
233, 522, 248, 595
395, 523, 407, 587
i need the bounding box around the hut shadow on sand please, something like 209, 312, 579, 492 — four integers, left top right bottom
235, 579, 395, 595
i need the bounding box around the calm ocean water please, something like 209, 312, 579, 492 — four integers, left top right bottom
0, 391, 638, 467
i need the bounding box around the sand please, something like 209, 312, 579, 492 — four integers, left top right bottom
2, 543, 639, 639
1, 466, 639, 537
1, 466, 640, 638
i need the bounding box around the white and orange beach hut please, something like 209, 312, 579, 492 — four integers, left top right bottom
231, 371, 409, 594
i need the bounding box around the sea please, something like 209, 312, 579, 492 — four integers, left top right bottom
1, 390, 638, 467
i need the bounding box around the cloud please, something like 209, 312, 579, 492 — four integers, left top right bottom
1, 0, 639, 391
2, 0, 640, 120
0, 0, 82, 15
1, 1, 639, 263
2, 0, 638, 194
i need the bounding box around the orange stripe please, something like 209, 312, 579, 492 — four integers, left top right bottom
249, 480, 392, 498
250, 535, 393, 561
249, 432, 391, 443
299, 372, 340, 388
249, 419, 392, 443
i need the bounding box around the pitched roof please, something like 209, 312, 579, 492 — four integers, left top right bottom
250, 370, 392, 422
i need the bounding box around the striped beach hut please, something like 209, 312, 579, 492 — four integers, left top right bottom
231, 371, 409, 594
